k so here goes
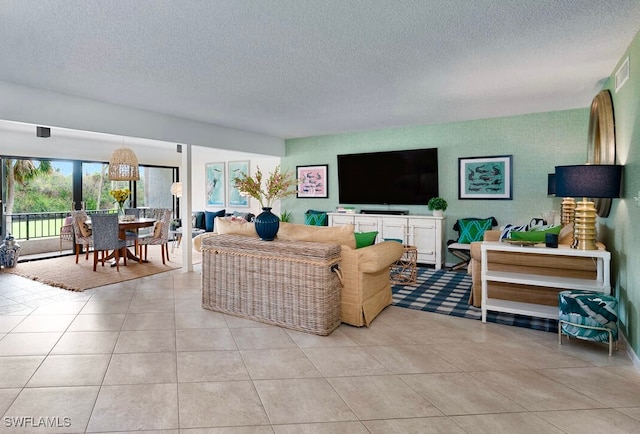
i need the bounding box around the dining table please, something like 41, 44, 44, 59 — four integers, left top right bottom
87, 216, 156, 265
117, 217, 156, 263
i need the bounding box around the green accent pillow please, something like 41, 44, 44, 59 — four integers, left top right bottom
509, 225, 562, 242
457, 218, 494, 244
354, 231, 378, 248
304, 212, 327, 226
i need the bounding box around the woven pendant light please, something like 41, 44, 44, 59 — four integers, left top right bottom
108, 146, 140, 181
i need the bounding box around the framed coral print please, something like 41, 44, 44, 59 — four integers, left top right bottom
458, 155, 512, 200
297, 165, 328, 198
205, 162, 225, 206
227, 160, 250, 208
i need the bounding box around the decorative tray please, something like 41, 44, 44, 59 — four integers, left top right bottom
504, 239, 542, 247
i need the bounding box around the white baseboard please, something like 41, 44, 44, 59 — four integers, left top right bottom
620, 331, 640, 373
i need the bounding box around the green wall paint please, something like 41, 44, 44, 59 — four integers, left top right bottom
283, 108, 588, 237
603, 29, 640, 359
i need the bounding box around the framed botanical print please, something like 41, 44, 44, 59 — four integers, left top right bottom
458, 155, 513, 200
227, 160, 250, 208
297, 164, 328, 198
205, 162, 225, 206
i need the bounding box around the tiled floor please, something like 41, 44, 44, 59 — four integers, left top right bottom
1, 268, 639, 433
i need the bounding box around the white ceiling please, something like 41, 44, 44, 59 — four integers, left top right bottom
1, 0, 639, 140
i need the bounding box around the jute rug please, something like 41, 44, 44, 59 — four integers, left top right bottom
392, 268, 557, 332
2, 245, 201, 292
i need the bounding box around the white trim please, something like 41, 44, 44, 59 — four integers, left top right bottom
619, 330, 640, 373
615, 56, 630, 93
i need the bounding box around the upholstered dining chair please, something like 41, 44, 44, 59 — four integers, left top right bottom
124, 207, 142, 250
71, 210, 94, 263
91, 213, 128, 271
59, 215, 74, 253
137, 208, 172, 264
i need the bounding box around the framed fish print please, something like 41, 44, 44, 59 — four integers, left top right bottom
458, 155, 512, 200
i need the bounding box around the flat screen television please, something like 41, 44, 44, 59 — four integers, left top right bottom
337, 148, 439, 205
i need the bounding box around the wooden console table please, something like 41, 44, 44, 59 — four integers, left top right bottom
480, 242, 611, 322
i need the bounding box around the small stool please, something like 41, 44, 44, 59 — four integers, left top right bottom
558, 290, 618, 356
390, 245, 418, 285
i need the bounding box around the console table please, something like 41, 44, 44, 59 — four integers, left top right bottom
328, 213, 445, 269
480, 242, 611, 322
201, 235, 342, 335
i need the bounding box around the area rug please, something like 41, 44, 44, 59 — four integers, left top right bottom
2, 246, 201, 292
392, 268, 558, 332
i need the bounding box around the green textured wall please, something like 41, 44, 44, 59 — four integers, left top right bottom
283, 108, 588, 237
603, 29, 640, 359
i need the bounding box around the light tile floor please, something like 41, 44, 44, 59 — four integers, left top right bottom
1, 268, 639, 433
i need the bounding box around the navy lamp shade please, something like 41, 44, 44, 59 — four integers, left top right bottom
554, 165, 622, 199
547, 173, 556, 196
554, 164, 622, 250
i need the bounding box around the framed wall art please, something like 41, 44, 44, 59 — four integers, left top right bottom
205, 162, 225, 206
297, 164, 328, 198
458, 155, 513, 200
227, 160, 250, 208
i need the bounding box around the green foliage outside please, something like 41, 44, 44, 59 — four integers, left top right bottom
11, 166, 135, 213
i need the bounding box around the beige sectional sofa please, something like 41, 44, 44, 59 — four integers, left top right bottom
195, 217, 404, 326
468, 229, 599, 308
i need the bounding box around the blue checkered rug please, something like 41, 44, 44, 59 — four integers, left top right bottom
392, 268, 558, 332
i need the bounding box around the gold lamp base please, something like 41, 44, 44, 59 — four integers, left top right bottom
572, 198, 598, 250
561, 197, 576, 226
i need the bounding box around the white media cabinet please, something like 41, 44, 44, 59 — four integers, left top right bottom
327, 213, 445, 269
480, 241, 611, 322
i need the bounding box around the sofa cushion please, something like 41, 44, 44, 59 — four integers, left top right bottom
205, 210, 226, 232
193, 211, 206, 230
230, 211, 255, 222
457, 218, 495, 244
354, 231, 378, 248
214, 216, 258, 237
278, 222, 356, 249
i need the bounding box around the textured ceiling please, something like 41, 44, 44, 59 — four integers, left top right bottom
1, 0, 639, 139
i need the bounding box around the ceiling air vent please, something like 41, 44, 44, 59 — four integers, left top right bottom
615, 56, 630, 93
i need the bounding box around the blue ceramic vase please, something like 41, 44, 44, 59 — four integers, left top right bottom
255, 207, 280, 241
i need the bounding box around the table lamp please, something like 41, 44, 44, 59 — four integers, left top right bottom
548, 172, 577, 227
554, 164, 622, 250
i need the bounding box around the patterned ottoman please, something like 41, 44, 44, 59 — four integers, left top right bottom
558, 290, 618, 356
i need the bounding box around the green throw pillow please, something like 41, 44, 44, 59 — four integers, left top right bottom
304, 212, 327, 226
457, 218, 494, 244
354, 231, 378, 248
509, 225, 562, 242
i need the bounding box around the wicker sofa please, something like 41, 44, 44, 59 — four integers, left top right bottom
195, 218, 404, 327
468, 229, 598, 308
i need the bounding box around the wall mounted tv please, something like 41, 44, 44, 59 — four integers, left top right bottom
337, 148, 439, 205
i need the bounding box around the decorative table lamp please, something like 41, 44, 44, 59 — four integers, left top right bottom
549, 172, 576, 227
554, 164, 622, 250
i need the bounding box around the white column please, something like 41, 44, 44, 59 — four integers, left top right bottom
181, 144, 193, 272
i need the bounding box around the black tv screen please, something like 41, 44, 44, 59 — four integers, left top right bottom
337, 148, 439, 205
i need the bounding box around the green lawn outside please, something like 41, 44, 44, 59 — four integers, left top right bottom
11, 217, 66, 239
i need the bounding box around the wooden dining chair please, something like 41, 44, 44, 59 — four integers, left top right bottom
91, 213, 128, 271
